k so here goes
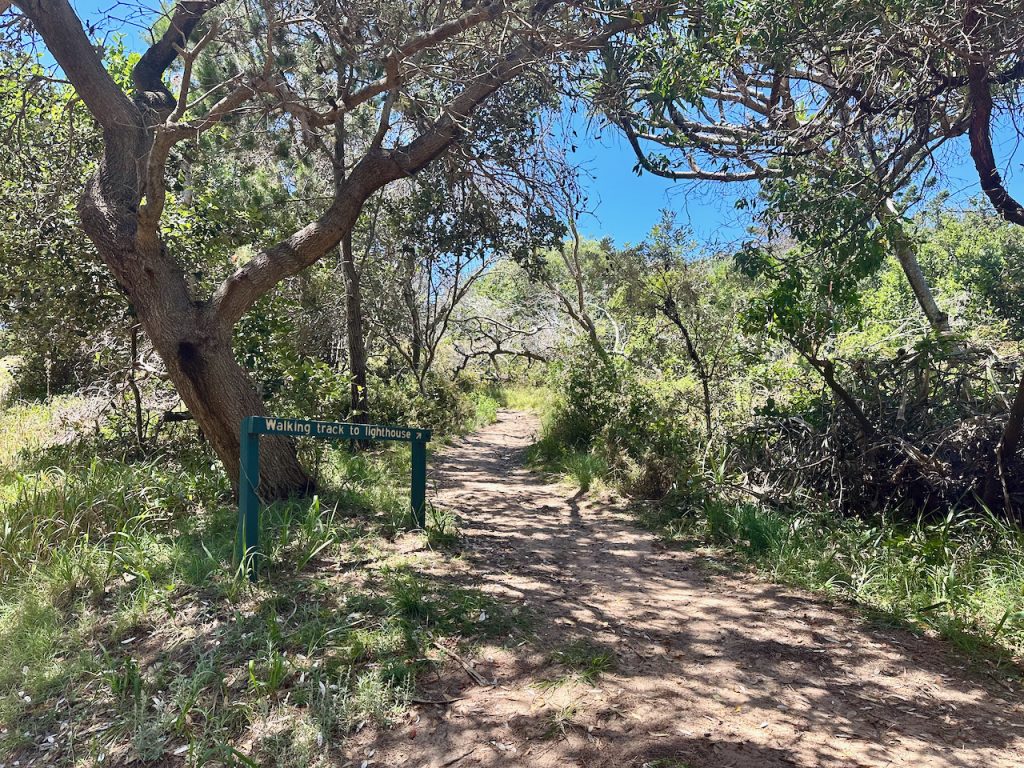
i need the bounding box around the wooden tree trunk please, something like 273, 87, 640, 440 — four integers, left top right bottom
134, 299, 313, 499
883, 214, 952, 335
341, 233, 370, 425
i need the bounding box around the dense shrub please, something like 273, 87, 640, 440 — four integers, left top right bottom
540, 353, 703, 498
544, 354, 623, 448
371, 373, 498, 434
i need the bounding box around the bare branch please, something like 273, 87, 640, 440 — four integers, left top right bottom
168, 18, 220, 123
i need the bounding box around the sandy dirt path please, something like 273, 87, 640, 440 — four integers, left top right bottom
366, 410, 1024, 768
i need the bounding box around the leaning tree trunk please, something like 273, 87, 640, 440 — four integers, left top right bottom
127, 272, 313, 498
341, 232, 370, 426
19, 0, 315, 500
881, 212, 952, 335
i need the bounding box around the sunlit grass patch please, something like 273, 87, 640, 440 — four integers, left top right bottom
526, 436, 611, 494
500, 385, 555, 414
425, 503, 460, 549
0, 424, 524, 765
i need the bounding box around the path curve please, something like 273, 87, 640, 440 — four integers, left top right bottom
377, 410, 1024, 767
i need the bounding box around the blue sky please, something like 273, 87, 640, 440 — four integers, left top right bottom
44, 1, 1024, 250
569, 115, 1024, 249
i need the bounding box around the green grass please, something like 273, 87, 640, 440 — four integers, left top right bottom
645, 499, 1024, 664
500, 384, 556, 414
559, 451, 609, 493
0, 394, 82, 467
465, 389, 501, 431
518, 388, 619, 493
488, 384, 612, 492
545, 639, 616, 686
527, 419, 611, 494
0, 356, 14, 404
0, 399, 526, 766
527, 439, 611, 493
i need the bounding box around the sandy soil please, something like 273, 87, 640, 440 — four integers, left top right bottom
358, 410, 1024, 768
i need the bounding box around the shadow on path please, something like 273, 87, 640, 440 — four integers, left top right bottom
368, 410, 1024, 768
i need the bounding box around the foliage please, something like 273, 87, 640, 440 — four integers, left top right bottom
523, 205, 1024, 659
534, 353, 702, 499
0, 46, 130, 396
0, 396, 522, 766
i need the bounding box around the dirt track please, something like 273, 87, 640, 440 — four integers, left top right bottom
362, 410, 1024, 767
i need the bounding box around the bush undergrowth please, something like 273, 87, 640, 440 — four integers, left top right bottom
0, 384, 522, 766
528, 355, 1024, 664
646, 499, 1024, 662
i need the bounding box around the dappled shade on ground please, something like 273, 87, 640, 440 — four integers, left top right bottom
356, 410, 1024, 768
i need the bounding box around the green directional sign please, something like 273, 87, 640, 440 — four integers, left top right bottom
236, 416, 431, 580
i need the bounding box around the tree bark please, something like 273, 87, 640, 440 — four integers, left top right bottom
161, 324, 312, 498
126, 273, 312, 497
341, 232, 370, 425
878, 209, 952, 335
129, 325, 145, 447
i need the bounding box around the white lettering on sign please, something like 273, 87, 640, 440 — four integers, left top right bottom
365, 425, 412, 440
259, 418, 419, 441
263, 418, 312, 435
313, 422, 348, 437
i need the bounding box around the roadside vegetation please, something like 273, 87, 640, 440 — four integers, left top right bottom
0, 387, 512, 766
520, 213, 1024, 663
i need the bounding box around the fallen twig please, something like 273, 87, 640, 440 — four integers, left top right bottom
432, 641, 489, 686
410, 694, 466, 705
441, 747, 477, 767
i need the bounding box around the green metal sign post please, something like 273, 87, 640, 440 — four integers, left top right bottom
236, 416, 431, 580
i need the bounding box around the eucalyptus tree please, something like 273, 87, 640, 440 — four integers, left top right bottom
5, 0, 664, 495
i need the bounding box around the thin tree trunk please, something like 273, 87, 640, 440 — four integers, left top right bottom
129, 325, 145, 447
341, 232, 370, 425
799, 351, 877, 438
963, 20, 1024, 510
661, 299, 713, 439
879, 210, 952, 334
401, 248, 424, 377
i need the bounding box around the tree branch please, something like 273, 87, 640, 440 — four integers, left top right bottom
133, 1, 221, 114
209, 1, 661, 328
211, 42, 537, 328
17, 0, 139, 136
259, 0, 506, 129
965, 21, 1024, 224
